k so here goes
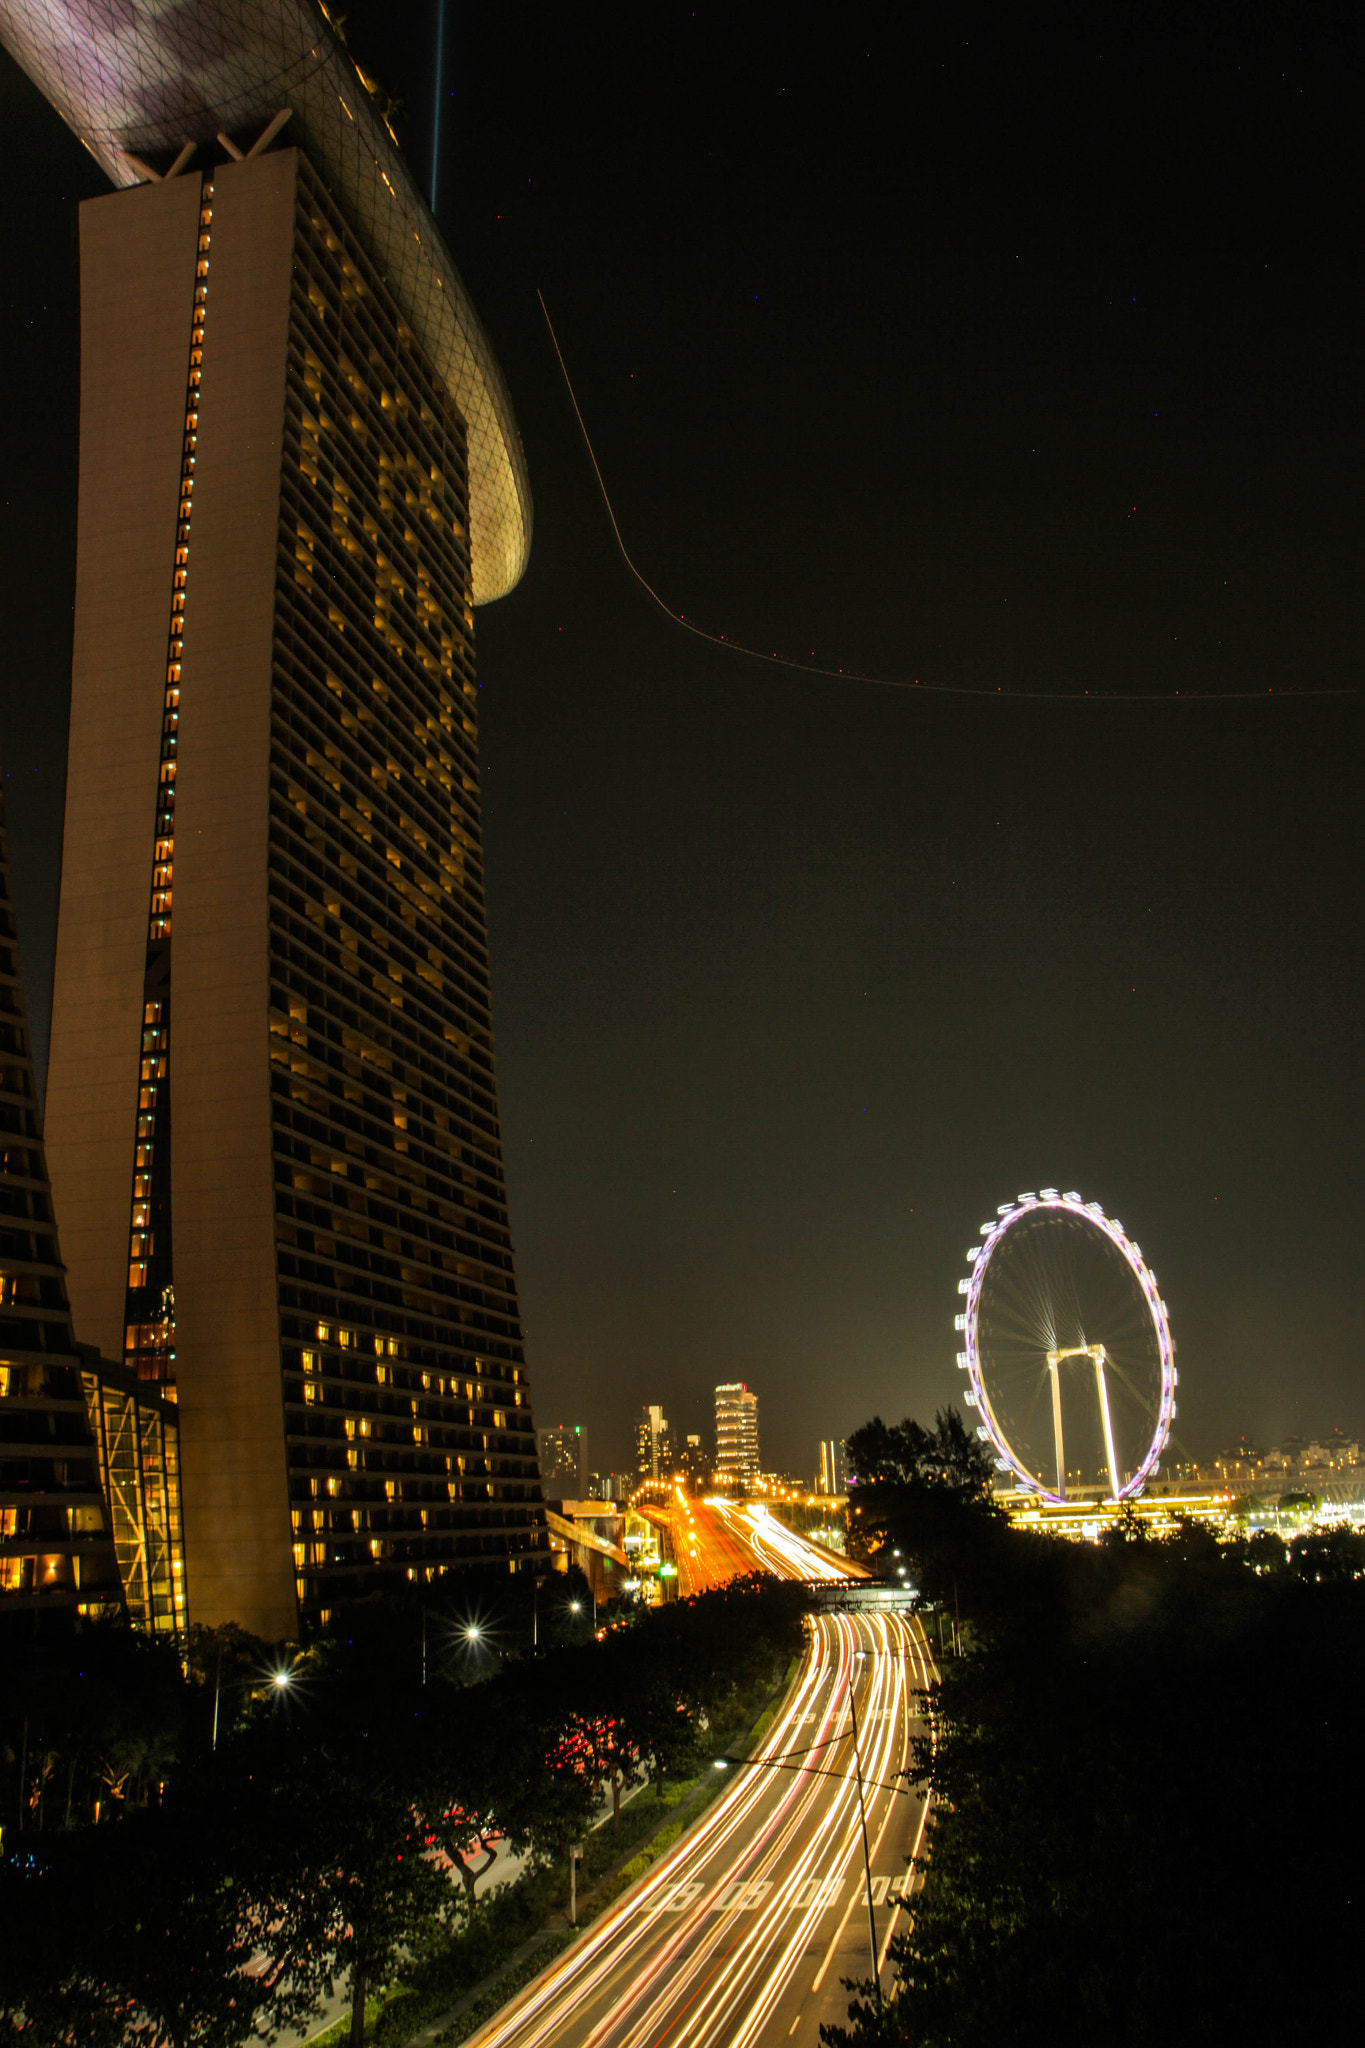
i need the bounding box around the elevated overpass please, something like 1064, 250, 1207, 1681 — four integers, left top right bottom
802, 1577, 917, 1611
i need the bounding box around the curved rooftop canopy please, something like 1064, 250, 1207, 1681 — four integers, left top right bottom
0, 0, 532, 603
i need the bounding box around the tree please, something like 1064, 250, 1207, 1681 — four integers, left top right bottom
543, 1633, 647, 1836
0, 1620, 186, 1837
845, 1407, 1004, 1613
0, 1766, 332, 2048
265, 1633, 450, 2046
845, 1408, 994, 1495
823, 1425, 1365, 2047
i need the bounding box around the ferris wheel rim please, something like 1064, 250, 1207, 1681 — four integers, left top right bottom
958, 1192, 1176, 1503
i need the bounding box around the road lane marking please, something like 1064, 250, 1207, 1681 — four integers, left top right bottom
789, 1875, 844, 1910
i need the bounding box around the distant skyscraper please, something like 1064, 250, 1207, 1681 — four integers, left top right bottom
1, 4, 544, 1637
679, 1432, 706, 1492
538, 1424, 586, 1497
636, 1404, 672, 1484
0, 787, 121, 1630
715, 1383, 760, 1488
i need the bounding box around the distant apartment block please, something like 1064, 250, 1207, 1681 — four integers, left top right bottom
538, 1423, 586, 1498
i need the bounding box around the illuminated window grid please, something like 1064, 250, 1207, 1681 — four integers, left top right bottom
267, 160, 544, 1612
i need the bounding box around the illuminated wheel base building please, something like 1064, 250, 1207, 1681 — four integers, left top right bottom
1, 3, 548, 1637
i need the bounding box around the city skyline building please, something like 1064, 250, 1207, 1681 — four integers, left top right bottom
715, 1382, 760, 1489
0, 3, 546, 1637
636, 1404, 672, 1485
537, 1423, 586, 1498
679, 1431, 706, 1492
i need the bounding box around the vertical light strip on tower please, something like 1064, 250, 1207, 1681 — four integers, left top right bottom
123, 181, 215, 1396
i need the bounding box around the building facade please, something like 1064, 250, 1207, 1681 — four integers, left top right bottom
81, 1350, 185, 1636
1, 9, 547, 1638
0, 791, 122, 1629
715, 1382, 760, 1489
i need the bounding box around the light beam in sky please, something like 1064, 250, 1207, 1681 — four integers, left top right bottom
430, 0, 446, 210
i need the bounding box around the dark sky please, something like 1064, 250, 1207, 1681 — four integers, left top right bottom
0, 5, 1360, 1481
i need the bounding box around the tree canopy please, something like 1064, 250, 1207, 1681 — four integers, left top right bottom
824, 1420, 1365, 2047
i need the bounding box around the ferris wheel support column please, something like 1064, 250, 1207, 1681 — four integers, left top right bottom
1093, 1348, 1122, 1501
1047, 1359, 1067, 1500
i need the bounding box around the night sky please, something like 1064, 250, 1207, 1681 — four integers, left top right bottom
0, 6, 1359, 1482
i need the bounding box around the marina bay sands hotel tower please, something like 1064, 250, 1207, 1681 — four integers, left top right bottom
0, 2, 547, 1636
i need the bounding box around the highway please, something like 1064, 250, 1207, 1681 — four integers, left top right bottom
654, 1491, 866, 1595
466, 1604, 933, 2048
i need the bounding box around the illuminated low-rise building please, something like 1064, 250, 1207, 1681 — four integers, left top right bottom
80, 1349, 185, 1636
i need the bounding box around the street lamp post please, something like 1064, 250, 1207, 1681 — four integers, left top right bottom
212, 1656, 294, 1751
713, 1656, 897, 2008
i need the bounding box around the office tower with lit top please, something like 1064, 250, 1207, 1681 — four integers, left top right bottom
0, 2, 546, 1637
715, 1382, 760, 1488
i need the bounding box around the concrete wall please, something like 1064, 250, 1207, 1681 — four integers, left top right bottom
51, 156, 301, 1641
172, 151, 297, 1640
47, 173, 202, 1364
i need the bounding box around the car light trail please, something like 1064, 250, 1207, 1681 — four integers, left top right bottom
709, 1499, 867, 1583
465, 1607, 933, 2048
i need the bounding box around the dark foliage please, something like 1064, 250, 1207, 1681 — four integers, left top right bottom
824, 1462, 1364, 2046
0, 1573, 805, 2044
845, 1407, 1005, 1613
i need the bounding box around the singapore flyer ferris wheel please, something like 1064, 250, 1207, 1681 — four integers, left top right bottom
956, 1191, 1177, 1502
